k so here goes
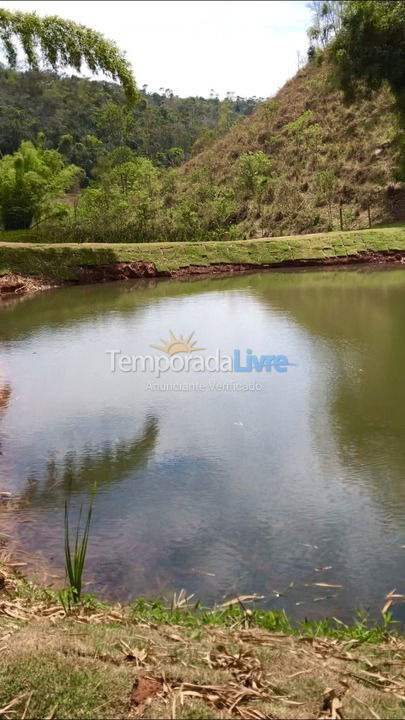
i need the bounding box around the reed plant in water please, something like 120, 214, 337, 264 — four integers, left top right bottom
60, 486, 95, 609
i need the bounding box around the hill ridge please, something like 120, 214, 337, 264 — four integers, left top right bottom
177, 62, 405, 237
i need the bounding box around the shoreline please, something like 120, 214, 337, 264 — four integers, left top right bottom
1, 225, 405, 297
1, 558, 404, 719
0, 273, 56, 296
0, 538, 403, 635
0, 552, 402, 639
1, 247, 405, 297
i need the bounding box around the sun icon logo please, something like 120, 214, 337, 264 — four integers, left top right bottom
150, 331, 204, 356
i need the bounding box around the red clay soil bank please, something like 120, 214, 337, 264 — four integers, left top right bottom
75, 261, 159, 282
1, 249, 405, 297
75, 249, 405, 283
0, 274, 54, 295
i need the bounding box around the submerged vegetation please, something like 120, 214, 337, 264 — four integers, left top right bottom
0, 556, 399, 641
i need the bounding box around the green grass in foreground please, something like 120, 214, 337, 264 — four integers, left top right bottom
127, 597, 395, 643
1, 568, 404, 719
2, 618, 404, 720
0, 591, 403, 720
9, 573, 398, 644
0, 225, 404, 280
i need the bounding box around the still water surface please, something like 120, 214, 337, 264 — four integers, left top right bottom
0, 267, 404, 622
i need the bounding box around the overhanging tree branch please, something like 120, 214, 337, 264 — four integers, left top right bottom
0, 9, 138, 103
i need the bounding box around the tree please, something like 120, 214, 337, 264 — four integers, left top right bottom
315, 169, 338, 227
235, 152, 273, 235
0, 9, 137, 102
331, 1, 405, 177
76, 156, 162, 241
219, 98, 232, 133
286, 110, 322, 155
235, 151, 272, 195
0, 139, 83, 229
166, 147, 185, 167
0, 66, 259, 173
96, 102, 135, 147
331, 1, 405, 107
58, 133, 104, 178
307, 1, 346, 49
331, 0, 405, 121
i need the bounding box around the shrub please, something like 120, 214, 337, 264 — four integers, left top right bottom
0, 138, 82, 229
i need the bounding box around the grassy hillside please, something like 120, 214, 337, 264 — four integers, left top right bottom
1, 62, 403, 245
177, 60, 405, 238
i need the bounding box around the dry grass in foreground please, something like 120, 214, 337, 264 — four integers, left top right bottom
0, 563, 404, 719
1, 614, 405, 719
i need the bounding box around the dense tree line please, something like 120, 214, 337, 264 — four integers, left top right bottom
0, 67, 260, 172
0, 2, 402, 238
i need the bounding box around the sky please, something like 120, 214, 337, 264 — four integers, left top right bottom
0, 0, 313, 99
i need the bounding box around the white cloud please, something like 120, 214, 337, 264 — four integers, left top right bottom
0, 0, 312, 98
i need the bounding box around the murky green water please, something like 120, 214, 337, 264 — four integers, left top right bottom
1, 267, 404, 622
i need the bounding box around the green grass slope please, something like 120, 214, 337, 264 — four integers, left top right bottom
0, 226, 404, 281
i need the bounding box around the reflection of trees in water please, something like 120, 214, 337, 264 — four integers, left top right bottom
0, 382, 11, 419
0, 380, 11, 458
0, 276, 213, 344
19, 416, 159, 507
255, 272, 405, 512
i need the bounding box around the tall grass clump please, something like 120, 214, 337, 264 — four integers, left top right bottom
60, 487, 95, 610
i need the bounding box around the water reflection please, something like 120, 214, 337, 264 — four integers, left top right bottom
253, 269, 405, 513
0, 382, 11, 417
0, 278, 202, 343
0, 377, 11, 460
0, 268, 404, 620
18, 415, 159, 507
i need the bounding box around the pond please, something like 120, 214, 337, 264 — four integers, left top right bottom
0, 266, 404, 623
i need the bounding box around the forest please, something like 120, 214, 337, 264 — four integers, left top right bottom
0, 67, 260, 169
0, 1, 403, 241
